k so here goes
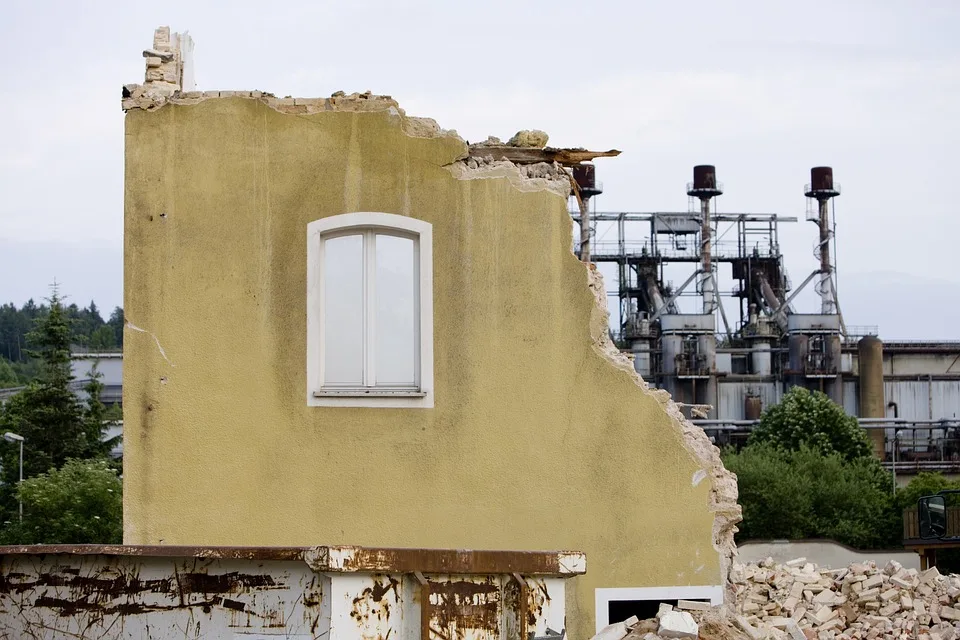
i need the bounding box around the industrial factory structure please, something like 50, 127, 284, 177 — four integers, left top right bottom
570, 164, 960, 473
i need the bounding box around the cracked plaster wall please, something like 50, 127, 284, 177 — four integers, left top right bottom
123, 92, 740, 639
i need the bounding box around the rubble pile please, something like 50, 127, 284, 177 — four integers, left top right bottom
591, 558, 960, 640
728, 557, 960, 640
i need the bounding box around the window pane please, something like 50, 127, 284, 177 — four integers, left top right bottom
323, 234, 364, 385
375, 234, 417, 385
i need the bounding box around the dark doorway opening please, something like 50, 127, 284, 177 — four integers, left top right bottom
607, 599, 710, 625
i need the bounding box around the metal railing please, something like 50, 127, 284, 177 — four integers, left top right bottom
804, 183, 842, 197
686, 181, 725, 194
843, 326, 880, 342
696, 419, 960, 471
588, 239, 779, 260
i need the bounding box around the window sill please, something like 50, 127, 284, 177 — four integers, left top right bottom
308, 387, 433, 408
313, 389, 427, 398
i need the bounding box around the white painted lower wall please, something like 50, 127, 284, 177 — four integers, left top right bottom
737, 540, 920, 570
0, 548, 577, 639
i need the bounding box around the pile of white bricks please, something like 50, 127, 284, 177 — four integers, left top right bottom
591, 559, 960, 640
728, 557, 960, 640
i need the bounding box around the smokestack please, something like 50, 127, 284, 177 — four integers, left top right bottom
804, 167, 841, 315
687, 165, 723, 314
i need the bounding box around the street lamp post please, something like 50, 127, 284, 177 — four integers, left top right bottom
3, 432, 24, 522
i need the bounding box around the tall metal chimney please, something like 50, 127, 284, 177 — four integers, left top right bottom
572, 163, 603, 262
804, 167, 840, 314
686, 165, 723, 314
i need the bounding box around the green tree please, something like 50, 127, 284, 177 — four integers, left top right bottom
895, 472, 959, 513
0, 459, 122, 544
724, 443, 899, 549
0, 287, 111, 519
88, 325, 117, 351
0, 357, 19, 387
748, 386, 873, 461
107, 306, 124, 349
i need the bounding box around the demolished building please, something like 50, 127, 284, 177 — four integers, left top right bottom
118, 27, 741, 638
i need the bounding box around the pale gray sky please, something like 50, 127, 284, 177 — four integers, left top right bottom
2, 1, 958, 338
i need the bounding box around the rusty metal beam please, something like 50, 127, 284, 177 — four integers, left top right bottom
467, 146, 621, 166
513, 573, 528, 640
0, 545, 587, 577
414, 571, 431, 640
310, 547, 587, 576
0, 545, 310, 561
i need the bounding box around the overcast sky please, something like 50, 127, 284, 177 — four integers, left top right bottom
2, 1, 958, 338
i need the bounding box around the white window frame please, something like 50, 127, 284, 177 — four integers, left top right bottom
307, 212, 434, 408
594, 585, 724, 633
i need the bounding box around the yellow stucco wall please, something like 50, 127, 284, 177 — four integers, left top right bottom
123, 98, 727, 637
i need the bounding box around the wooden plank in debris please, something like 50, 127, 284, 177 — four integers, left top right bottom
467, 146, 621, 166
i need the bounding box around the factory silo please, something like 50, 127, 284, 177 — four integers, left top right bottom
858, 336, 885, 458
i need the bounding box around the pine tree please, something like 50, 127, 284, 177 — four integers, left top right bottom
0, 286, 111, 519
107, 306, 125, 349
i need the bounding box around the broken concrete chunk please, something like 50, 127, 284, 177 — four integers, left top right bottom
658, 611, 698, 639
676, 600, 709, 611
922, 568, 943, 585
143, 48, 174, 61
656, 603, 673, 619
767, 617, 792, 629
816, 606, 838, 623
858, 588, 881, 602
891, 576, 913, 589
735, 615, 763, 640
507, 129, 549, 148
941, 608, 960, 622
786, 620, 807, 640
879, 589, 899, 602
884, 561, 904, 576
590, 620, 634, 640
863, 576, 885, 590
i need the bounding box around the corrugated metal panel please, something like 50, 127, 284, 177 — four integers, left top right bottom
715, 353, 732, 374
931, 380, 960, 420
843, 380, 858, 416
717, 382, 781, 420
886, 381, 931, 421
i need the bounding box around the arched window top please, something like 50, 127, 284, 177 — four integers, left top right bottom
308, 212, 432, 238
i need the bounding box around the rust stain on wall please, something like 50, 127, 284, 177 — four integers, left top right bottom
351, 574, 401, 631
0, 555, 327, 638
429, 578, 501, 640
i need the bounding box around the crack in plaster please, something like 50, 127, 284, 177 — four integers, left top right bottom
586, 264, 742, 606
126, 321, 175, 367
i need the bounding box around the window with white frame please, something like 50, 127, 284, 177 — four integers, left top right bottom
307, 212, 433, 408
